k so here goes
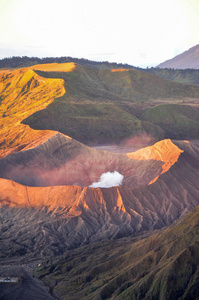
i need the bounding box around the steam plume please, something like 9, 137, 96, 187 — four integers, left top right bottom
90, 171, 124, 188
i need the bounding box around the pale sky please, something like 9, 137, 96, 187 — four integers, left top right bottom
0, 0, 199, 67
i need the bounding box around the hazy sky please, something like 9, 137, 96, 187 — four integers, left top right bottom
0, 0, 199, 67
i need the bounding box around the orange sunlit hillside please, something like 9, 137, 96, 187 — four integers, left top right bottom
0, 178, 129, 218
31, 62, 76, 72
0, 178, 82, 212
127, 139, 184, 184
111, 69, 130, 72
0, 64, 74, 158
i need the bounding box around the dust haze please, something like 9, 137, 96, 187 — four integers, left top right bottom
92, 133, 155, 154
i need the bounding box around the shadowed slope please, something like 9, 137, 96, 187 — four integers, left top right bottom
0, 265, 54, 300
35, 205, 199, 300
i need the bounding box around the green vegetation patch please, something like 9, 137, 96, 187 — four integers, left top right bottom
142, 104, 199, 139
23, 101, 145, 144
144, 68, 199, 85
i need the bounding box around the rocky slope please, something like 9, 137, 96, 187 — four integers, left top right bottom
0, 138, 199, 258
157, 44, 199, 69
35, 205, 199, 300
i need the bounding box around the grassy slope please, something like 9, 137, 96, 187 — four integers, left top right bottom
143, 68, 199, 85
33, 65, 199, 100
1, 62, 199, 151
35, 206, 199, 300
142, 104, 199, 139
23, 64, 199, 144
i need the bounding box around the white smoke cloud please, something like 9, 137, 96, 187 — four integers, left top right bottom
89, 171, 124, 188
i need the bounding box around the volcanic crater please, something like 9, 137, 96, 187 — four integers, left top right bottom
1, 133, 199, 254
0, 131, 165, 188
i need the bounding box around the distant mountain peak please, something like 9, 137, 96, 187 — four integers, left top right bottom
157, 44, 199, 69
